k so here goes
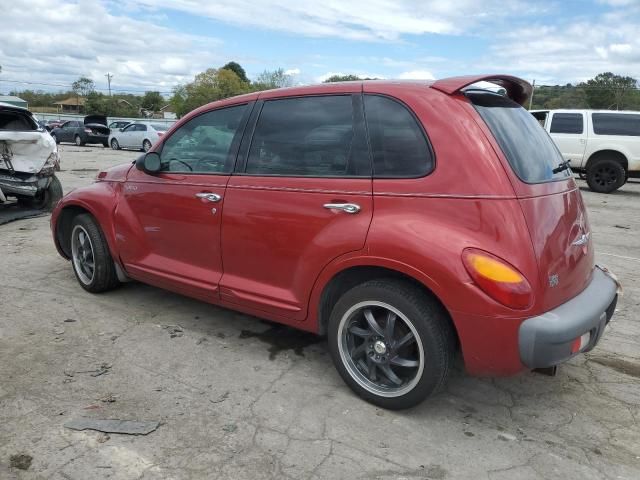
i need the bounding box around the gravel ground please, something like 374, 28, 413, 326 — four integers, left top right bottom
1, 144, 639, 479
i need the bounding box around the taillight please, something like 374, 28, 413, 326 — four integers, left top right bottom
462, 248, 533, 310
84, 128, 92, 133
157, 132, 164, 137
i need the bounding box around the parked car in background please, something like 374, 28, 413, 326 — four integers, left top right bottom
109, 120, 131, 130
50, 115, 110, 147
51, 75, 619, 409
108, 122, 168, 152
46, 119, 65, 131
0, 102, 62, 210
531, 109, 640, 193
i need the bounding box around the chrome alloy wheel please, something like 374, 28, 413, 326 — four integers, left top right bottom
71, 225, 95, 285
337, 301, 424, 398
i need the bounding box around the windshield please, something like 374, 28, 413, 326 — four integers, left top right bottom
468, 92, 570, 183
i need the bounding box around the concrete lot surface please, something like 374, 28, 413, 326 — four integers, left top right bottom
1, 145, 639, 479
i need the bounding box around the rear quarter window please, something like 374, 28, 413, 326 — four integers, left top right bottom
592, 113, 640, 136
468, 92, 570, 184
550, 113, 583, 134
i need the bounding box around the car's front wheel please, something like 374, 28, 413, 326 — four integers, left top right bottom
70, 214, 120, 293
328, 279, 455, 410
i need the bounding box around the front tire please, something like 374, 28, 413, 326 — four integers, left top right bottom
111, 138, 120, 150
586, 158, 625, 193
70, 214, 120, 293
328, 279, 455, 410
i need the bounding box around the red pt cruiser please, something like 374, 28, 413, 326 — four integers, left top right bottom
51, 75, 619, 409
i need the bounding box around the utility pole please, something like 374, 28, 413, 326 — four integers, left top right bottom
529, 79, 535, 110
105, 73, 113, 96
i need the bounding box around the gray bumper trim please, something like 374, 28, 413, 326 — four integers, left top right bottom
519, 267, 618, 369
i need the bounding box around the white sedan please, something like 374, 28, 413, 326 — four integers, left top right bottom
108, 122, 169, 152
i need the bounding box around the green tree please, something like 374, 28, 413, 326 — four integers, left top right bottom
579, 72, 638, 110
323, 74, 362, 83
252, 68, 293, 90
141, 91, 164, 111
71, 76, 95, 98
222, 61, 249, 83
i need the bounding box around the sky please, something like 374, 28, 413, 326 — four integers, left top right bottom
1, 0, 639, 95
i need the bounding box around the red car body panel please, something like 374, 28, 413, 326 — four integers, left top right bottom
51, 75, 599, 376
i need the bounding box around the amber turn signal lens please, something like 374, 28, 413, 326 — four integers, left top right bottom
462, 248, 533, 310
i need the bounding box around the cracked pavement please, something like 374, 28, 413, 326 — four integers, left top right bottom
1, 146, 639, 479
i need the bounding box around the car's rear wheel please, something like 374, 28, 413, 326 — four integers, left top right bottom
74, 135, 84, 147
142, 139, 152, 152
70, 214, 120, 293
586, 158, 625, 193
328, 279, 455, 410
110, 138, 120, 150
17, 175, 63, 211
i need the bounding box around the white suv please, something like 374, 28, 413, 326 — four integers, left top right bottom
531, 109, 640, 193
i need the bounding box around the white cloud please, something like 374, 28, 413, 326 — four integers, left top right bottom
284, 68, 301, 76
0, 0, 223, 93
398, 70, 435, 80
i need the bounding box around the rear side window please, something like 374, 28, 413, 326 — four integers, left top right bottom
469, 92, 570, 183
245, 95, 369, 177
550, 113, 583, 134
592, 113, 640, 136
364, 95, 433, 177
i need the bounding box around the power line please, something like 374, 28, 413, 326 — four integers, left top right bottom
0, 78, 174, 94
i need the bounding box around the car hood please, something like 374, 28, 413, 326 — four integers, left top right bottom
84, 115, 108, 127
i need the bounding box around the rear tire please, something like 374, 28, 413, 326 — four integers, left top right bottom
327, 279, 455, 410
142, 139, 152, 152
74, 135, 84, 147
586, 158, 625, 193
70, 213, 120, 293
17, 175, 63, 211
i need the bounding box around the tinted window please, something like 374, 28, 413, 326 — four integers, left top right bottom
550, 113, 583, 134
364, 95, 433, 177
469, 92, 570, 183
592, 113, 640, 136
135, 124, 147, 132
160, 104, 247, 173
245, 95, 368, 177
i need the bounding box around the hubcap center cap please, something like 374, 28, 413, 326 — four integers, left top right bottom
373, 340, 387, 355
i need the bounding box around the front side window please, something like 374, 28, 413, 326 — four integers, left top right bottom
364, 95, 433, 178
123, 124, 136, 132
550, 113, 583, 134
245, 95, 368, 177
592, 113, 640, 136
159, 104, 247, 173
469, 91, 570, 183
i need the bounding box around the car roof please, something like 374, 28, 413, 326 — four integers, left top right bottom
0, 101, 33, 114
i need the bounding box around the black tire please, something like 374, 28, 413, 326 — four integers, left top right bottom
586, 158, 625, 193
69, 213, 120, 293
142, 139, 152, 152
74, 135, 84, 147
111, 138, 120, 150
17, 175, 63, 211
51, 133, 59, 144
327, 279, 456, 410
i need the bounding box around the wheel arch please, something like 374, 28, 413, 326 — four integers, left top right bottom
586, 149, 628, 173
313, 260, 460, 350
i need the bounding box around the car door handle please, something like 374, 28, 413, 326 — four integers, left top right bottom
195, 192, 222, 202
323, 203, 361, 214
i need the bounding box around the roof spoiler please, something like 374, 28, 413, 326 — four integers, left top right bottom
431, 74, 532, 106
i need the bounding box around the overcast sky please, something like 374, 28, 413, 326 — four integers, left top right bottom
1, 0, 639, 95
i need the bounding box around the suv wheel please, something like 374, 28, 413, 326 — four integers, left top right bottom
328, 279, 455, 409
70, 214, 120, 293
586, 158, 625, 193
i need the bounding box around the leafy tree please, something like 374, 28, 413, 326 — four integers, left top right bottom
141, 91, 164, 111
252, 68, 294, 90
222, 61, 249, 83
579, 72, 638, 110
71, 76, 95, 98
323, 74, 363, 83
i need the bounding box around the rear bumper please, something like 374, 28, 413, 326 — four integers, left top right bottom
518, 267, 618, 369
84, 134, 108, 143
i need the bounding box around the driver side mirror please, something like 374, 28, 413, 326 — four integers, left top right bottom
135, 152, 161, 174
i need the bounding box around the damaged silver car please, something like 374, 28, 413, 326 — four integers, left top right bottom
0, 102, 62, 210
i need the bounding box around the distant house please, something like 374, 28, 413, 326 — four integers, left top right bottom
0, 95, 28, 109
160, 104, 177, 120
53, 97, 86, 114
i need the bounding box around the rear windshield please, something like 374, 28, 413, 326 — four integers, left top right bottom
468, 92, 570, 183
0, 110, 38, 131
